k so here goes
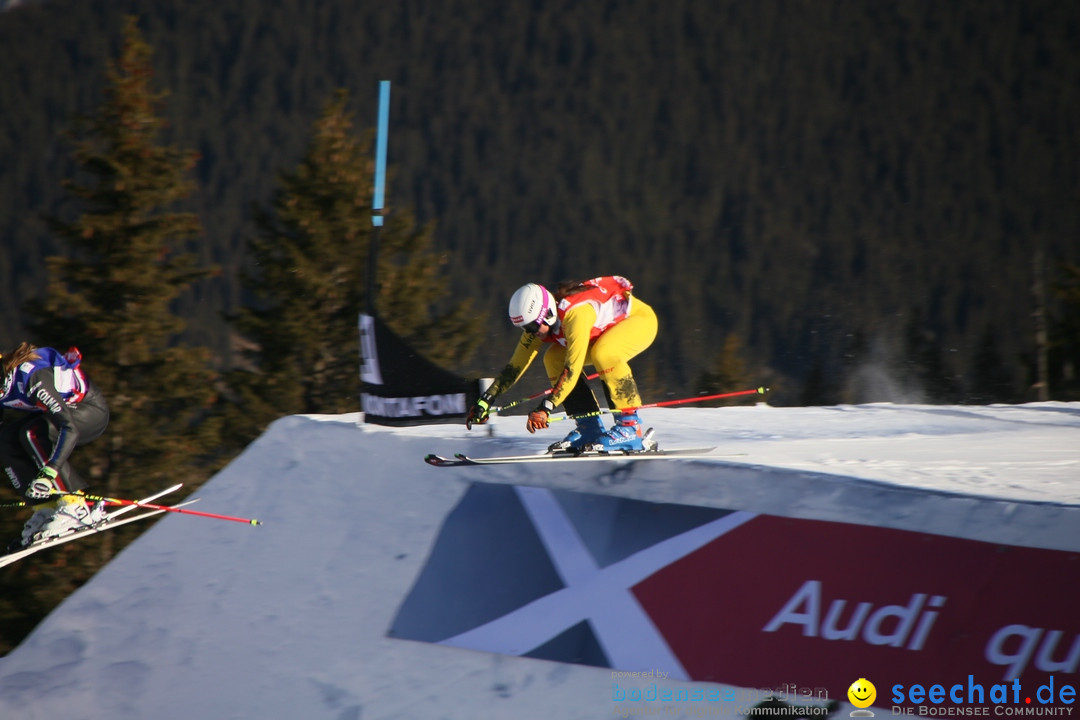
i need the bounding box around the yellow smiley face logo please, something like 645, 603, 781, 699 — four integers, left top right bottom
848, 678, 876, 709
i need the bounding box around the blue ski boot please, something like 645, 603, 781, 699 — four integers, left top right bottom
588, 412, 656, 453
547, 415, 606, 453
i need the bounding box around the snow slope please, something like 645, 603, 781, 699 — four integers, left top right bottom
0, 403, 1077, 720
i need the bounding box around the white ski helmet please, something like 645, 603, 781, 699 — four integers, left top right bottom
508, 283, 556, 332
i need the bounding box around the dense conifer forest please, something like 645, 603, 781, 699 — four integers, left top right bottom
1, 0, 1079, 403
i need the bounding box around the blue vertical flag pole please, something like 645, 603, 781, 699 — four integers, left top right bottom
367, 80, 391, 314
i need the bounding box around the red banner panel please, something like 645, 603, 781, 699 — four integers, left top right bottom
632, 515, 1079, 707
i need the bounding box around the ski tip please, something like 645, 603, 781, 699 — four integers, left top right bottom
424, 454, 456, 467
423, 453, 476, 467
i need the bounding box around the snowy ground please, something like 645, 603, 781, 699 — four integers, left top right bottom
0, 402, 1077, 720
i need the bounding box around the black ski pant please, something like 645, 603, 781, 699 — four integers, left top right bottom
0, 386, 109, 504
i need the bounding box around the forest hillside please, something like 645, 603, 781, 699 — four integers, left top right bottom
1, 0, 1078, 403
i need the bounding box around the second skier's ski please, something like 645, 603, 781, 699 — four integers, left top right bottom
0, 484, 192, 568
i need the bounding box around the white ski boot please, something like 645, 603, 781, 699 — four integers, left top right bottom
33, 493, 105, 542
21, 505, 57, 546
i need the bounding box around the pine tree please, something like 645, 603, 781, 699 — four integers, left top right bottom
0, 15, 221, 656
1050, 262, 1080, 399
968, 325, 1018, 403
224, 90, 483, 444
28, 15, 220, 507
902, 312, 961, 404
695, 333, 752, 406
800, 359, 836, 406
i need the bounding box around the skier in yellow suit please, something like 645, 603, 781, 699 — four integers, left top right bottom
466, 276, 659, 452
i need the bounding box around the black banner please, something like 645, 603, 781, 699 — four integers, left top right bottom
359, 313, 480, 426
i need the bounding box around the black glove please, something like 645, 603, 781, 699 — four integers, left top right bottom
466, 392, 495, 430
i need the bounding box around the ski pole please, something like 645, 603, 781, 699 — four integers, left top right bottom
550, 386, 769, 421
492, 372, 600, 413
633, 386, 769, 410
68, 491, 261, 526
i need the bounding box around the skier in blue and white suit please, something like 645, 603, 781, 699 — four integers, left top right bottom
0, 342, 110, 546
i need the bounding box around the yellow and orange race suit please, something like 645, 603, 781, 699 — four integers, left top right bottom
488, 276, 658, 411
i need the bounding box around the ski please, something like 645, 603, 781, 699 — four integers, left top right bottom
0, 484, 191, 568
424, 447, 720, 467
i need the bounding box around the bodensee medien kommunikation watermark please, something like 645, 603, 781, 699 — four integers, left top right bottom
611, 673, 831, 717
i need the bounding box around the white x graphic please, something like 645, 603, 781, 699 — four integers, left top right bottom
439, 486, 757, 679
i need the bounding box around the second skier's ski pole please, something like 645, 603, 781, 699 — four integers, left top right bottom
72, 491, 262, 526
